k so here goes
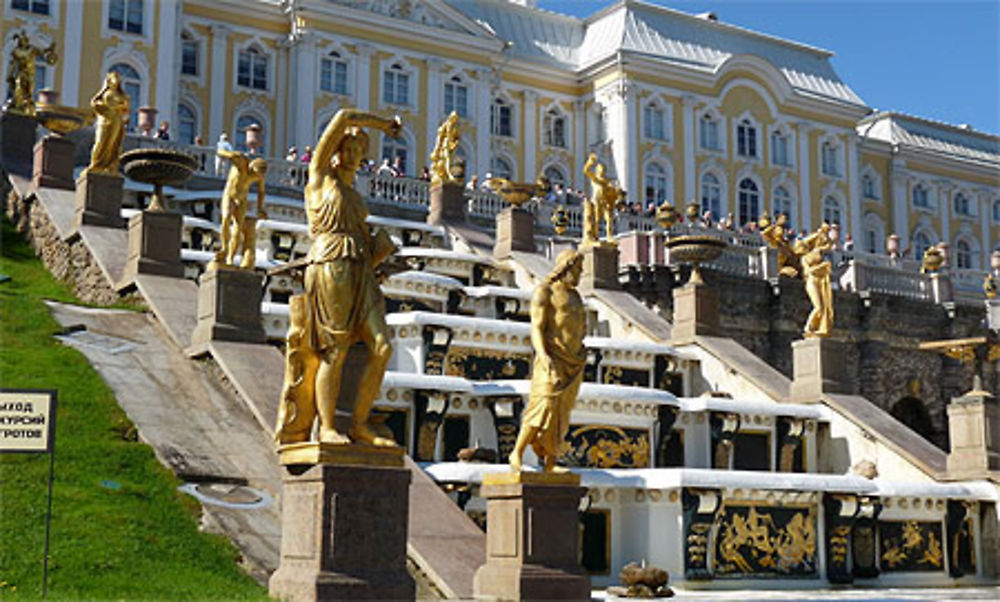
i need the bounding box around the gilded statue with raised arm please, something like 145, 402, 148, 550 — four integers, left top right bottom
86, 71, 130, 174
215, 149, 267, 268
761, 213, 801, 278
275, 108, 402, 449
429, 110, 462, 186
582, 153, 626, 246
509, 249, 587, 472
5, 31, 57, 116
795, 224, 834, 338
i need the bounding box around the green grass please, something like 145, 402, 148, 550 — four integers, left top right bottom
0, 217, 268, 601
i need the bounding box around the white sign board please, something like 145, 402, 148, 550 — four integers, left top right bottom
0, 390, 56, 453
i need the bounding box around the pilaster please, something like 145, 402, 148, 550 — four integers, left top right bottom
354, 43, 376, 112
209, 24, 231, 142
796, 121, 812, 229
291, 32, 318, 149
475, 67, 492, 178
890, 163, 910, 238
426, 58, 445, 159
573, 100, 585, 189
847, 132, 862, 245
61, 0, 84, 106
936, 179, 952, 243
682, 95, 697, 202
154, 0, 180, 123
523, 89, 538, 181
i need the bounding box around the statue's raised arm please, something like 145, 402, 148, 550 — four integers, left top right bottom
310, 109, 401, 183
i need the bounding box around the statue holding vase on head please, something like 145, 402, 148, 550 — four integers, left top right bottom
86, 71, 130, 174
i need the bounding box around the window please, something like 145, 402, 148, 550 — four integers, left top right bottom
770, 130, 790, 166
382, 63, 409, 105
993, 200, 1000, 222
443, 77, 468, 118
701, 173, 721, 219
381, 134, 409, 174
773, 186, 793, 228
956, 239, 972, 269
913, 184, 930, 208
737, 178, 759, 225
12, 0, 49, 15
543, 165, 566, 188
953, 193, 971, 216
490, 155, 513, 180
237, 46, 268, 91
491, 98, 512, 137
177, 103, 196, 145
235, 114, 264, 151
543, 108, 566, 148
865, 229, 878, 254
822, 196, 841, 226
862, 174, 877, 199
181, 34, 198, 76
320, 52, 348, 95
643, 103, 666, 141
109, 63, 141, 128
34, 60, 48, 95
109, 0, 143, 35
736, 119, 757, 157
913, 231, 933, 259
644, 163, 668, 206
699, 113, 719, 150
821, 142, 839, 176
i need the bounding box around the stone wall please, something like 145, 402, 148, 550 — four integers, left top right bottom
624, 264, 993, 449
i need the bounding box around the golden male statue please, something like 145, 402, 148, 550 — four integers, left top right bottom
795, 224, 834, 337
509, 249, 587, 472
5, 31, 56, 116
214, 149, 267, 268
87, 71, 130, 174
275, 109, 402, 447
582, 153, 625, 246
429, 111, 461, 186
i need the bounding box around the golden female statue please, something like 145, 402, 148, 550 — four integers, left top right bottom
275, 109, 402, 447
429, 111, 461, 186
87, 71, 130, 174
582, 153, 625, 246
509, 249, 587, 472
795, 224, 834, 337
761, 213, 801, 278
5, 31, 57, 116
214, 149, 267, 268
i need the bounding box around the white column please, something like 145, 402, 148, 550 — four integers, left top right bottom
605, 79, 637, 198
426, 58, 444, 160
937, 180, 951, 243
290, 33, 317, 149
475, 67, 492, 178
847, 132, 862, 245
522, 89, 537, 181
890, 166, 909, 239
154, 0, 180, 122
797, 121, 812, 229
275, 41, 289, 155
208, 24, 230, 142
354, 43, 375, 111
573, 99, 585, 189
623, 84, 638, 200
681, 95, 696, 203
61, 0, 84, 105
979, 189, 991, 267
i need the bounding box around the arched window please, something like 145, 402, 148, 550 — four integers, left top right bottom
643, 102, 666, 141
736, 118, 757, 157
701, 172, 721, 220
543, 108, 567, 148
491, 97, 512, 137
109, 63, 141, 128
737, 178, 759, 225
490, 155, 513, 180
543, 165, 567, 188
913, 231, 933, 259
956, 239, 972, 269
109, 0, 143, 35
773, 186, 793, 229
821, 141, 839, 176
382, 62, 409, 105
235, 114, 265, 152
381, 133, 409, 175
237, 45, 268, 90
320, 51, 348, 95
862, 174, 877, 199
912, 183, 930, 208
444, 76, 468, 118
181, 32, 199, 76
822, 196, 841, 226
863, 213, 885, 254
953, 193, 971, 216
177, 103, 197, 144
699, 113, 719, 150
644, 163, 668, 206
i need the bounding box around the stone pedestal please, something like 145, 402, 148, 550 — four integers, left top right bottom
428, 181, 466, 225
579, 243, 620, 291
545, 237, 576, 262
118, 210, 184, 288
473, 472, 590, 601
32, 135, 76, 190
0, 110, 37, 177
670, 282, 719, 343
789, 338, 853, 402
946, 391, 1000, 479
74, 170, 125, 229
494, 206, 535, 258
269, 448, 415, 602
189, 265, 266, 351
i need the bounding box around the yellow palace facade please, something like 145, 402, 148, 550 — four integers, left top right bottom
4, 0, 998, 267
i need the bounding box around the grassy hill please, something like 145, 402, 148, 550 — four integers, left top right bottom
0, 217, 267, 601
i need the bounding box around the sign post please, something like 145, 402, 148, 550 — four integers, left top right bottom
1, 389, 58, 599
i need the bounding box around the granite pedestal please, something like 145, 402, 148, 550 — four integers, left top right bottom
428, 181, 466, 225
473, 472, 590, 601
579, 243, 620, 291
118, 210, 184, 288
188, 265, 266, 351
946, 390, 1000, 479
494, 206, 535, 258
32, 135, 75, 190
74, 170, 125, 229
269, 447, 415, 602
789, 338, 853, 402
670, 282, 719, 343
0, 110, 37, 177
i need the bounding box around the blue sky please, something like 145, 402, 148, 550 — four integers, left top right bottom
537, 0, 1000, 134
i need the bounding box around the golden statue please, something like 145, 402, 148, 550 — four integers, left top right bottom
4, 31, 57, 116
86, 71, 130, 174
214, 149, 267, 268
582, 153, 625, 246
485, 175, 548, 208
429, 111, 461, 186
796, 224, 834, 338
760, 213, 800, 277
920, 245, 944, 274
275, 109, 402, 447
509, 249, 587, 472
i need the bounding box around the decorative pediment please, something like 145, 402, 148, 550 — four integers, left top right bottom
330, 0, 490, 37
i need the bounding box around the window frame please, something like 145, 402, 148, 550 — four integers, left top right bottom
643, 101, 668, 142
108, 0, 144, 36
769, 127, 792, 167
234, 113, 266, 153
820, 140, 842, 177
491, 97, 513, 138
643, 162, 669, 206
822, 195, 842, 226
543, 107, 567, 148
912, 183, 932, 210
180, 33, 199, 77
177, 102, 197, 145
11, 0, 49, 15
382, 62, 411, 106
700, 171, 723, 220
737, 177, 760, 226
237, 45, 269, 91
443, 76, 469, 118
699, 112, 720, 151
735, 118, 759, 159
773, 185, 794, 229
109, 62, 142, 130
320, 51, 349, 96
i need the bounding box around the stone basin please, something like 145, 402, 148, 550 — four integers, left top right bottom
665, 233, 727, 285
34, 102, 93, 136
120, 148, 199, 212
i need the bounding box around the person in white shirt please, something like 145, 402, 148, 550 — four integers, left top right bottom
215, 133, 233, 176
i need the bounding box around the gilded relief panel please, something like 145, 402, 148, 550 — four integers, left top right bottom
713, 505, 818, 578
560, 425, 651, 469
444, 346, 530, 380
878, 520, 944, 572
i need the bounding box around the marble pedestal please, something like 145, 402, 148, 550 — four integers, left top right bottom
0, 111, 37, 177
579, 243, 620, 291
789, 338, 853, 402
32, 135, 75, 190
946, 391, 1000, 479
74, 171, 124, 229
494, 206, 535, 258
428, 181, 466, 225
118, 210, 184, 288
188, 265, 266, 351
670, 282, 720, 343
474, 472, 590, 601
269, 446, 414, 602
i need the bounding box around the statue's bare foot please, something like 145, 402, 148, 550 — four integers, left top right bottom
319, 427, 350, 445
348, 424, 397, 447
508, 452, 522, 472
548, 465, 570, 474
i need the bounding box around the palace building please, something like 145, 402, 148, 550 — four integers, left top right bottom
3, 0, 998, 265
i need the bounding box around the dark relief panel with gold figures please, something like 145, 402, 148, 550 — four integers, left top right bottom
878, 520, 944, 572
601, 365, 651, 387
713, 505, 818, 578
444, 346, 531, 380
559, 425, 651, 469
